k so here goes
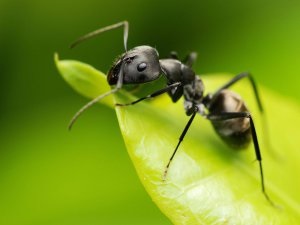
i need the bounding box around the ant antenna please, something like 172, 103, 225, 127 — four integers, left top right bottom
68, 64, 124, 130
68, 21, 129, 130
70, 21, 129, 51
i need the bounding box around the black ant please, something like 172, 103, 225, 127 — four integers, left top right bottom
69, 21, 274, 206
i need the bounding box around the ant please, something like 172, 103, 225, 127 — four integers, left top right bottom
69, 21, 274, 206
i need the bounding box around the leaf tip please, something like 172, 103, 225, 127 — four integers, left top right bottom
54, 52, 59, 65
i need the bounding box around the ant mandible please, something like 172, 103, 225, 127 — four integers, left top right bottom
69, 21, 274, 205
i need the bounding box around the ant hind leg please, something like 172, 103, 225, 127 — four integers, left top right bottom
207, 111, 276, 206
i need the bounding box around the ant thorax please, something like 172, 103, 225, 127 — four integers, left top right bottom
183, 76, 205, 115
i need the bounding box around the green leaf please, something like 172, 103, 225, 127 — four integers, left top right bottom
55, 54, 300, 224
54, 53, 113, 108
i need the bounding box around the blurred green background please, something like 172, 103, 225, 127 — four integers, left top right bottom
1, 0, 300, 224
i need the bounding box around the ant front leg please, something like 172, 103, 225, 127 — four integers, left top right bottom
115, 82, 181, 106
207, 112, 275, 206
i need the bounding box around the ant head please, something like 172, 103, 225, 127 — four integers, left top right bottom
107, 46, 162, 85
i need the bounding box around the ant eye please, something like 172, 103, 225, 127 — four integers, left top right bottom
137, 62, 147, 72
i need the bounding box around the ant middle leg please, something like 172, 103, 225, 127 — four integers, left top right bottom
163, 106, 198, 180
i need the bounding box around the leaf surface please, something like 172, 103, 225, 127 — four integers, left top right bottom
55, 54, 300, 225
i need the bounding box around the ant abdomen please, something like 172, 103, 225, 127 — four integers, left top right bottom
209, 90, 252, 149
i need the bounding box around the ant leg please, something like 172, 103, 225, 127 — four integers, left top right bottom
116, 82, 181, 106
210, 72, 263, 112
207, 112, 275, 206
70, 21, 129, 51
163, 106, 198, 180
169, 51, 197, 67
209, 72, 277, 158
183, 52, 197, 68
169, 51, 179, 59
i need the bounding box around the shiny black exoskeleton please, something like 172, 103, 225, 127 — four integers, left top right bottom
69, 21, 274, 205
